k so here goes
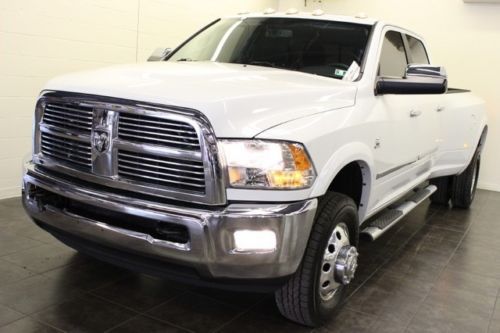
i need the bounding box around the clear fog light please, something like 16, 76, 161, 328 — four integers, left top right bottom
233, 230, 277, 253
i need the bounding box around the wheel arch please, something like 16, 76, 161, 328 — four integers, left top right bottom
477, 125, 488, 153
310, 142, 374, 221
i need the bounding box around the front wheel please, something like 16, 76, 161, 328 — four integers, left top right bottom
275, 192, 359, 327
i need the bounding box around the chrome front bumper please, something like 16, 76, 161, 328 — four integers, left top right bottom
22, 162, 317, 280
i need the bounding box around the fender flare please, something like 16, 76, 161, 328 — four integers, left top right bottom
310, 142, 375, 216
477, 125, 488, 153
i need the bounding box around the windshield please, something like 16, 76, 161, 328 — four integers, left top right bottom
168, 17, 372, 80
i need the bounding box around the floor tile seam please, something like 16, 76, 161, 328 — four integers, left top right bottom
26, 314, 67, 333
0, 256, 42, 276
486, 287, 500, 332
103, 312, 193, 333
1, 257, 87, 275
403, 211, 478, 330
77, 272, 132, 294
163, 288, 255, 311
139, 289, 192, 315
0, 309, 27, 329
210, 297, 277, 333
85, 291, 147, 314
346, 209, 438, 304
0, 242, 48, 259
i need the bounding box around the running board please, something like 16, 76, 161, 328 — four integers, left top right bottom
361, 185, 437, 241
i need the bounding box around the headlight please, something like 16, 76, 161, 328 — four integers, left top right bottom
219, 140, 316, 189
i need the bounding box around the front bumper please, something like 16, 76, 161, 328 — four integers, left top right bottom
22, 162, 317, 282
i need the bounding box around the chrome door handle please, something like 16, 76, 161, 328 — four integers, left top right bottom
410, 110, 422, 117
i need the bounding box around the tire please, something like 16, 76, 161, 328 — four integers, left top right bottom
275, 192, 359, 327
429, 176, 452, 206
451, 150, 480, 209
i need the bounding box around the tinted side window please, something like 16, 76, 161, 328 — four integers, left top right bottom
379, 31, 408, 78
406, 35, 429, 64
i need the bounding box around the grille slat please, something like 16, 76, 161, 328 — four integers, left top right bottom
41, 148, 92, 167
44, 112, 92, 126
41, 133, 91, 151
119, 164, 205, 184
45, 108, 92, 121
43, 117, 92, 133
118, 170, 206, 189
118, 151, 206, 193
117, 152, 204, 171
118, 158, 205, 176
118, 132, 200, 147
118, 127, 199, 142
118, 113, 200, 150
46, 104, 93, 116
118, 121, 197, 135
41, 132, 92, 169
43, 102, 93, 134
42, 140, 91, 157
119, 115, 194, 130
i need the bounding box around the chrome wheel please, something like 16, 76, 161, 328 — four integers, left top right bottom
319, 223, 359, 301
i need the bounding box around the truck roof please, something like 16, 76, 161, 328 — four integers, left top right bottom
230, 11, 378, 26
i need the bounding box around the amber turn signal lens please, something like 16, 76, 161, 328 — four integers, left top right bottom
288, 144, 312, 171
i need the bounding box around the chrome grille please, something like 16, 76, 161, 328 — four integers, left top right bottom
34, 92, 226, 205
118, 151, 206, 193
118, 113, 200, 150
40, 132, 92, 170
43, 103, 93, 134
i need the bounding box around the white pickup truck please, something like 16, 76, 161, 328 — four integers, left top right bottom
22, 12, 487, 326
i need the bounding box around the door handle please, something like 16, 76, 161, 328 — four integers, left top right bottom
410, 110, 422, 118
436, 105, 445, 112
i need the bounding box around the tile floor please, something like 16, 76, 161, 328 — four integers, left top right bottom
1, 190, 499, 332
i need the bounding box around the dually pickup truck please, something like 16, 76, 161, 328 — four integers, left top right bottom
22, 11, 487, 326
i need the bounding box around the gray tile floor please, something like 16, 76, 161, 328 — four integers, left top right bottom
1, 190, 500, 332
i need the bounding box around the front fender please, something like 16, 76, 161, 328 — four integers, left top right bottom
256, 109, 376, 218
309, 142, 374, 198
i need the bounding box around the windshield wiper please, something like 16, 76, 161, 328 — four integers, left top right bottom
245, 61, 277, 68
177, 58, 196, 62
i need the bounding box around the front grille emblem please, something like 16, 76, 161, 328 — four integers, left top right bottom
92, 130, 110, 153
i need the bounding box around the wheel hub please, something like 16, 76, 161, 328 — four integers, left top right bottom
318, 223, 359, 301
334, 246, 359, 285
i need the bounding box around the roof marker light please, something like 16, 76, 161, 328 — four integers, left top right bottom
355, 12, 368, 19
237, 10, 250, 15
286, 8, 299, 15
263, 8, 276, 14
312, 9, 325, 16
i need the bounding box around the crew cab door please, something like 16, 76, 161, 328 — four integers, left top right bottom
371, 30, 441, 209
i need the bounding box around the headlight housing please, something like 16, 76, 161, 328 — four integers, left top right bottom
219, 140, 316, 189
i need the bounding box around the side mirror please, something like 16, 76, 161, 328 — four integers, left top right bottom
376, 65, 448, 95
147, 47, 172, 62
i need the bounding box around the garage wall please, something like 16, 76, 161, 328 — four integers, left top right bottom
277, 0, 500, 192
0, 0, 278, 199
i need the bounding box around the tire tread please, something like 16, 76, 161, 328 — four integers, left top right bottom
275, 192, 358, 327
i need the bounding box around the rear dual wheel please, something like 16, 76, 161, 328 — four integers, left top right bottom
275, 192, 359, 327
430, 150, 480, 209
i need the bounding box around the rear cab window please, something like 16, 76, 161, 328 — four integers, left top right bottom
406, 35, 430, 65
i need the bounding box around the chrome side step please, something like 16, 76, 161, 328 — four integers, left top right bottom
361, 185, 437, 241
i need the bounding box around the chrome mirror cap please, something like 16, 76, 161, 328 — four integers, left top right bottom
405, 64, 447, 80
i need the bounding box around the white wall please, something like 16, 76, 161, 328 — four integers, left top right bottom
0, 0, 278, 199
2, 0, 498, 198
278, 0, 500, 191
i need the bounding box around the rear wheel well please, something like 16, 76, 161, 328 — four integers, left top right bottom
327, 162, 365, 207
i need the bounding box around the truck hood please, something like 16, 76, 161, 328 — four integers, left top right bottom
44, 62, 357, 137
